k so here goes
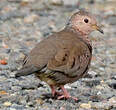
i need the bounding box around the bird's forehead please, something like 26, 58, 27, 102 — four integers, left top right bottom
73, 10, 92, 17
72, 12, 97, 24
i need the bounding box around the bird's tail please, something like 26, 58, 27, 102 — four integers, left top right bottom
15, 65, 38, 77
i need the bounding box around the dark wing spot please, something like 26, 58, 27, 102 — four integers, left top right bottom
70, 57, 75, 69
62, 53, 68, 61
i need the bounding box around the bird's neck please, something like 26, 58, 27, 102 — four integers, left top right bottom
65, 26, 92, 46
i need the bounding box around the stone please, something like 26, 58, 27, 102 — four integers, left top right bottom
3, 101, 12, 107
80, 103, 91, 109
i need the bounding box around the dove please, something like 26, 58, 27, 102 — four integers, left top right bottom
15, 10, 103, 100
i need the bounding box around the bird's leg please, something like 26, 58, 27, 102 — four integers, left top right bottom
50, 85, 56, 97
57, 85, 78, 101
50, 85, 63, 97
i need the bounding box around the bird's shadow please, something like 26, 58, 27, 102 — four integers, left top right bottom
42, 93, 54, 99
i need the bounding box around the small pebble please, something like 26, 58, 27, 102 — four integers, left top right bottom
24, 14, 39, 24
36, 98, 44, 105
3, 101, 12, 107
80, 103, 91, 109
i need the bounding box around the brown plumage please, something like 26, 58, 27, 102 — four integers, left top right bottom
15, 10, 103, 100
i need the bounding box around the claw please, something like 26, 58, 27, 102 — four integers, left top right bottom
57, 95, 78, 101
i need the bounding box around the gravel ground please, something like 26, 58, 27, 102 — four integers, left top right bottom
0, 0, 116, 110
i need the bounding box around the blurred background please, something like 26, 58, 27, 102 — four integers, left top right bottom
0, 0, 116, 110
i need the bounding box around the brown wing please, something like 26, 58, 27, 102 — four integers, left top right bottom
23, 37, 56, 68
47, 40, 91, 78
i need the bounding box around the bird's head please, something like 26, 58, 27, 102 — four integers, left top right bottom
67, 10, 104, 35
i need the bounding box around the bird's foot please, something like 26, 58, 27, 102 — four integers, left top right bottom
57, 85, 78, 101
50, 85, 78, 101
57, 94, 78, 101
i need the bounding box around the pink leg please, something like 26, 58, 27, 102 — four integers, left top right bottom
57, 85, 78, 101
50, 85, 63, 97
50, 85, 56, 97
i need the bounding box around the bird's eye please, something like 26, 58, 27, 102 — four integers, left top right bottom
84, 18, 89, 23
